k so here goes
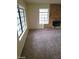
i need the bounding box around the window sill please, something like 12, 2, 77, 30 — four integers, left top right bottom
19, 28, 27, 41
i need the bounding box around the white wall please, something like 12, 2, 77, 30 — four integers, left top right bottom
17, 0, 29, 57
26, 3, 49, 29
17, 29, 28, 57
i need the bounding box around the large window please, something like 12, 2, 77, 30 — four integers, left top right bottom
17, 5, 26, 37
39, 9, 49, 24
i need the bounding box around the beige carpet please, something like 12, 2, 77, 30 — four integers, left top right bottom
21, 29, 61, 59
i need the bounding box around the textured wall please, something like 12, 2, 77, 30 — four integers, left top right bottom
44, 4, 61, 28
50, 4, 61, 20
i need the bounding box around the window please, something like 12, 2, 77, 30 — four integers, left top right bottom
39, 9, 49, 24
17, 5, 26, 38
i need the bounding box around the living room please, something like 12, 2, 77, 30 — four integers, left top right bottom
17, 0, 61, 59
1, 0, 79, 59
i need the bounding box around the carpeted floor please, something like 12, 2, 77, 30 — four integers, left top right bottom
21, 29, 61, 59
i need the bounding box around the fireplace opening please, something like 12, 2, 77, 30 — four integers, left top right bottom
52, 20, 61, 28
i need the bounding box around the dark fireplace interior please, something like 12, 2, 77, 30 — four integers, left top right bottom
53, 20, 61, 28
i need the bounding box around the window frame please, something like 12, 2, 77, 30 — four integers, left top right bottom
39, 8, 49, 24
17, 5, 26, 38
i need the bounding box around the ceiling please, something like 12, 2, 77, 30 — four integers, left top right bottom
24, 0, 61, 4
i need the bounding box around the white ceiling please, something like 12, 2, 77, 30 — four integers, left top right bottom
24, 0, 61, 4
